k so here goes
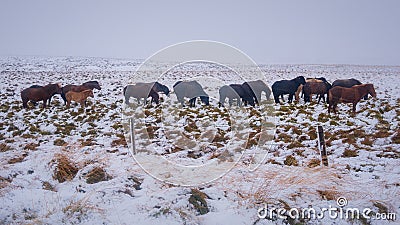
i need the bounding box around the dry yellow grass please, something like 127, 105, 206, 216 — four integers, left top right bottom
51, 154, 79, 183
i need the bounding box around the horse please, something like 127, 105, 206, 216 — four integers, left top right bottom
66, 89, 94, 108
332, 78, 368, 100
124, 83, 160, 105
328, 84, 376, 114
136, 82, 170, 97
21, 83, 62, 109
295, 77, 327, 101
61, 81, 101, 104
219, 84, 255, 107
272, 76, 306, 104
242, 80, 271, 105
303, 80, 332, 103
29, 84, 60, 106
173, 81, 209, 107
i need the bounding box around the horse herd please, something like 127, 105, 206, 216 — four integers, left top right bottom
19, 76, 376, 114
20, 81, 101, 108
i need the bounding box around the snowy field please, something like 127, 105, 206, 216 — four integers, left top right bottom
0, 56, 399, 224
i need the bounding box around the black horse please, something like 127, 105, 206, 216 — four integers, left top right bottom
272, 76, 306, 104
219, 84, 255, 107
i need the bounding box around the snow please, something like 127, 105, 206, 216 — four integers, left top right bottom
0, 56, 399, 224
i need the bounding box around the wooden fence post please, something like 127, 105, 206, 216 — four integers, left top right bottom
129, 117, 136, 154
317, 125, 328, 166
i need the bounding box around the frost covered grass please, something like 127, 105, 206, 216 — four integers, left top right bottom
0, 57, 399, 224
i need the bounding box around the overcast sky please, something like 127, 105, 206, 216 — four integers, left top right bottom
0, 0, 399, 65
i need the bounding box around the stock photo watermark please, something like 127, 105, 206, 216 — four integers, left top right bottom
257, 197, 397, 221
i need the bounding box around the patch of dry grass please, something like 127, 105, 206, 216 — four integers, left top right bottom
307, 158, 321, 168
0, 143, 11, 152
189, 189, 209, 215
54, 138, 67, 146
342, 149, 358, 158
85, 167, 111, 184
284, 155, 298, 166
51, 154, 79, 183
24, 142, 39, 151
8, 152, 28, 164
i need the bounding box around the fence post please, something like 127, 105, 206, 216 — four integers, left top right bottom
129, 117, 136, 154
317, 125, 328, 166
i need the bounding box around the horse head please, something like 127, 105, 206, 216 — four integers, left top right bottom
84, 81, 101, 90
295, 76, 306, 85
200, 96, 210, 105
53, 83, 63, 94
367, 84, 377, 99
155, 82, 170, 96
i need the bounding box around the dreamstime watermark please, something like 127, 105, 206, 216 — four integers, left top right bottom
257, 197, 397, 221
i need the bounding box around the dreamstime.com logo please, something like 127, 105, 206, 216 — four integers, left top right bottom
257, 197, 397, 221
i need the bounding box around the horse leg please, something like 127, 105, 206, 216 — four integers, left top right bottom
228, 98, 233, 107
42, 100, 47, 109
48, 96, 52, 106
61, 92, 67, 105
22, 100, 28, 109
352, 103, 357, 113
219, 96, 224, 107
256, 94, 261, 105
189, 98, 193, 107
273, 94, 280, 104
288, 94, 293, 103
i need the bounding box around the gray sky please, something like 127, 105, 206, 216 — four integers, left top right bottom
0, 0, 399, 65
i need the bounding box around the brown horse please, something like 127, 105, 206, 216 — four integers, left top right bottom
66, 89, 94, 107
303, 81, 332, 103
61, 81, 101, 105
21, 83, 62, 109
328, 84, 376, 114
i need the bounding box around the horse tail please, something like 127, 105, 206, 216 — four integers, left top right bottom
61, 88, 67, 104
21, 89, 29, 108
123, 86, 127, 96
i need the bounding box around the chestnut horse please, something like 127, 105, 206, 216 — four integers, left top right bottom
66, 89, 94, 107
21, 83, 62, 109
328, 84, 376, 114
61, 81, 101, 104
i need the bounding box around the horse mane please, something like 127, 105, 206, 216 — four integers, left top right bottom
83, 80, 99, 85
173, 81, 183, 88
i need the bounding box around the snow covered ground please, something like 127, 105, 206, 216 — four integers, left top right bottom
0, 56, 399, 224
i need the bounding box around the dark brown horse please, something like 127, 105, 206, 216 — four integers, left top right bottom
328, 84, 376, 114
61, 81, 101, 104
29, 84, 59, 105
21, 83, 62, 109
303, 81, 331, 103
